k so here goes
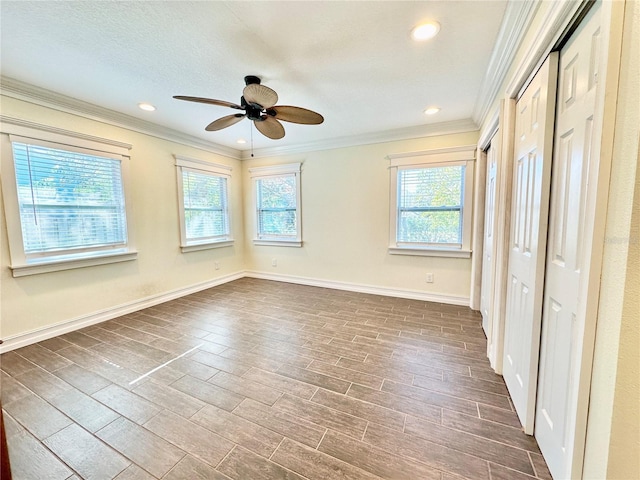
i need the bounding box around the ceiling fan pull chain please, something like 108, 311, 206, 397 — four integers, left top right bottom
251, 122, 254, 157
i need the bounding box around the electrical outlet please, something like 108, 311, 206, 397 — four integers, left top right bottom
426, 273, 434, 283
271, 258, 277, 267
214, 262, 220, 270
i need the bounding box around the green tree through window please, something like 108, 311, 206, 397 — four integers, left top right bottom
398, 165, 464, 245
257, 175, 297, 237
13, 142, 127, 254
182, 170, 228, 242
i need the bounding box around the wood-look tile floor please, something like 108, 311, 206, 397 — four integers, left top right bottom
1, 278, 553, 480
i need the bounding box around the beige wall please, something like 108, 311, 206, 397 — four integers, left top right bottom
606, 153, 639, 479
0, 97, 479, 344
0, 96, 245, 340
241, 132, 479, 302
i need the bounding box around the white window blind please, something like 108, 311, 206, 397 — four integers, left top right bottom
256, 174, 298, 239
182, 169, 229, 242
397, 165, 465, 246
249, 162, 301, 247
388, 145, 475, 257
174, 156, 232, 252
12, 141, 128, 256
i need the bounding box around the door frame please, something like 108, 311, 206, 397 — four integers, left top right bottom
480, 0, 624, 477
478, 99, 515, 373
476, 106, 503, 363
469, 138, 489, 312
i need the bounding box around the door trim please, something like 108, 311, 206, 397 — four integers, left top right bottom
470, 111, 501, 313
469, 147, 487, 311
487, 98, 516, 374
489, 0, 623, 477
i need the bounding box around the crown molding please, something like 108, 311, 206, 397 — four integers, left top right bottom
472, 0, 540, 127
1, 76, 478, 162
0, 76, 241, 159
505, 0, 585, 98
240, 118, 479, 159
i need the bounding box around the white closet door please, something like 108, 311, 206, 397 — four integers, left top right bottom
502, 53, 558, 434
535, 3, 602, 478
481, 139, 498, 338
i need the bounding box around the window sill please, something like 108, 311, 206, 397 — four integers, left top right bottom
181, 240, 234, 253
10, 250, 138, 277
253, 239, 302, 248
388, 246, 471, 258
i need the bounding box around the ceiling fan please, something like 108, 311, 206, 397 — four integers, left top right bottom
173, 76, 324, 140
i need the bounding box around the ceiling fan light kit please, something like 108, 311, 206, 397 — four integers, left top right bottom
174, 75, 324, 140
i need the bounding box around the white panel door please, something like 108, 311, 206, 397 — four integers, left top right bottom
535, 3, 602, 478
502, 53, 558, 434
481, 140, 498, 338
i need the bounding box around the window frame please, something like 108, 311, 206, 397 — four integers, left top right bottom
249, 162, 302, 247
0, 120, 136, 277
175, 156, 233, 252
388, 145, 475, 258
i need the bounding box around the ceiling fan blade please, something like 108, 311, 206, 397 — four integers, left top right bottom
205, 114, 246, 131
271, 105, 324, 125
243, 84, 278, 108
173, 96, 243, 110
254, 116, 285, 139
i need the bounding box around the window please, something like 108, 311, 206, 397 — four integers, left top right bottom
397, 165, 465, 244
175, 156, 233, 252
1, 122, 136, 276
249, 163, 302, 247
388, 146, 475, 257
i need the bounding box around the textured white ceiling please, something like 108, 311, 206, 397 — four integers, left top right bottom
0, 1, 508, 152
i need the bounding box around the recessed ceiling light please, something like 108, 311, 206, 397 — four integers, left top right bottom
411, 21, 440, 41
138, 103, 156, 111
236, 139, 247, 144
424, 106, 441, 115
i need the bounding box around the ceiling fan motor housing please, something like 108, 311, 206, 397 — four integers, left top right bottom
247, 105, 266, 121
241, 95, 266, 120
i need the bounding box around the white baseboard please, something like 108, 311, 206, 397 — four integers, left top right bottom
244, 270, 470, 306
1, 270, 469, 354
0, 272, 244, 353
